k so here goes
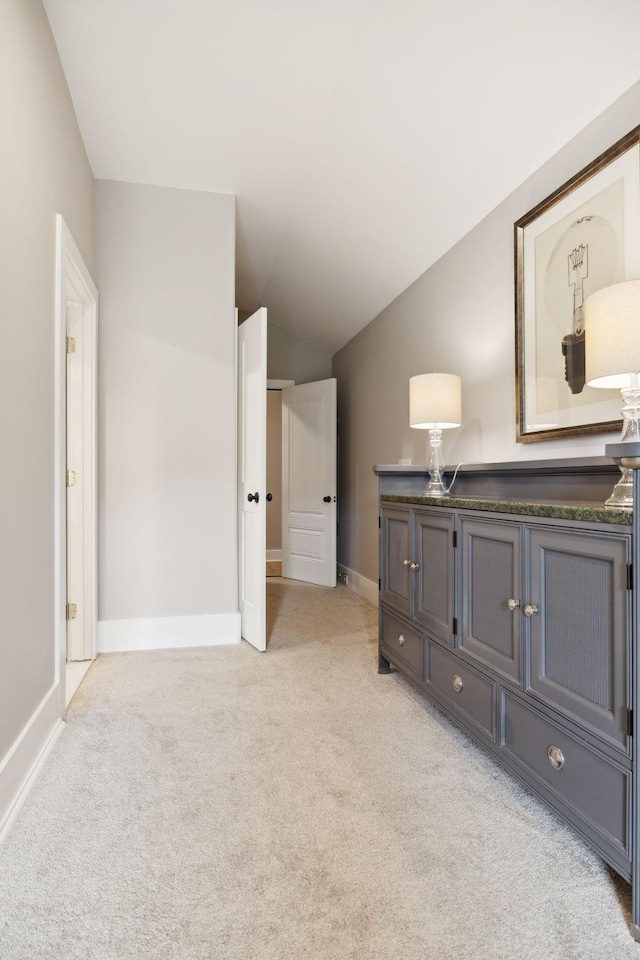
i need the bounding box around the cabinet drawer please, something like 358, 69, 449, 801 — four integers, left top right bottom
425, 642, 496, 741
380, 609, 424, 679
500, 691, 629, 858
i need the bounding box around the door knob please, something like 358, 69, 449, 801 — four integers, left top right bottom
323, 495, 331, 503
507, 598, 520, 611
266, 493, 273, 502
523, 604, 538, 617
247, 492, 260, 503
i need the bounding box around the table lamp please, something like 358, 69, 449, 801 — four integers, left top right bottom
409, 373, 461, 497
585, 278, 640, 508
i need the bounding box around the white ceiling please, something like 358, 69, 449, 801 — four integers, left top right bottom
44, 0, 640, 354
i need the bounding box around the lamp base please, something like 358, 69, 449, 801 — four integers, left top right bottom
423, 429, 449, 498
605, 384, 640, 510
422, 479, 449, 498
605, 467, 633, 510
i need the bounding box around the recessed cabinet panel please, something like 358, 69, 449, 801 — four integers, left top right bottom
413, 509, 455, 645
459, 518, 522, 684
380, 506, 411, 616
527, 528, 629, 751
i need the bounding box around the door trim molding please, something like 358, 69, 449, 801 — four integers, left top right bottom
267, 379, 295, 390
54, 215, 98, 715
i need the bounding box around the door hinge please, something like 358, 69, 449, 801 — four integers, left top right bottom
378, 516, 381, 529
66, 602, 77, 621
378, 578, 381, 591
627, 563, 633, 591
628, 708, 633, 737
66, 469, 77, 487
66, 336, 76, 354
452, 616, 458, 636
452, 530, 457, 548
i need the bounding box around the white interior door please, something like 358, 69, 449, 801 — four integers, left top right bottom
238, 308, 267, 651
282, 378, 337, 587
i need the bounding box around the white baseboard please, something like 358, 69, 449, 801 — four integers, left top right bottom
338, 564, 379, 607
0, 684, 64, 846
98, 612, 241, 653
266, 550, 282, 562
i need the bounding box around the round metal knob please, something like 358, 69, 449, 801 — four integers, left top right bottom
507, 598, 520, 611
410, 562, 420, 570
398, 634, 405, 647
266, 493, 273, 502
547, 745, 564, 771
247, 492, 260, 503
523, 604, 538, 618
452, 674, 463, 693
403, 559, 411, 566
323, 495, 331, 503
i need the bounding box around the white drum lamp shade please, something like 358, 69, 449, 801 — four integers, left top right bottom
585, 279, 640, 388
409, 373, 461, 429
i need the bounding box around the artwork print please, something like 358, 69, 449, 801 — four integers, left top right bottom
515, 128, 640, 442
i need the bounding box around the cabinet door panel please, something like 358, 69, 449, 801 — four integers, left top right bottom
459, 517, 522, 684
380, 505, 411, 616
413, 509, 455, 645
527, 528, 629, 751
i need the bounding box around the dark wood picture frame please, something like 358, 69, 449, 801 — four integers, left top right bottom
515, 125, 640, 443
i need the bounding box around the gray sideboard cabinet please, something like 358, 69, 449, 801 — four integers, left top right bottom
375, 457, 638, 936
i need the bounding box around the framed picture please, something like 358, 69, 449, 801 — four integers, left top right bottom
515, 125, 640, 442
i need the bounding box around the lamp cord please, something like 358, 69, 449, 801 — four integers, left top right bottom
444, 462, 470, 494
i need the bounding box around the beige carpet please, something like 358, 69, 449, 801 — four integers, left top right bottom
0, 578, 636, 959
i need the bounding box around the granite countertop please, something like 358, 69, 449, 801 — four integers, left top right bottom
381, 494, 632, 525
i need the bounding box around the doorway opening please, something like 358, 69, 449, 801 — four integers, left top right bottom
237, 308, 337, 652
54, 216, 98, 712
266, 379, 294, 578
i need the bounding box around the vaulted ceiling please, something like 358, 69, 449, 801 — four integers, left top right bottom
44, 0, 640, 354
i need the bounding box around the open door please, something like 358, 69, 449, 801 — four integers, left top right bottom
282, 378, 337, 587
238, 308, 267, 650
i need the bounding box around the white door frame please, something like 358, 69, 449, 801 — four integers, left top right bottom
266, 379, 295, 390
54, 215, 98, 715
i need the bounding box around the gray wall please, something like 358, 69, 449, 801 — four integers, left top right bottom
95, 180, 236, 621
0, 0, 94, 759
333, 81, 640, 585
267, 319, 332, 384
